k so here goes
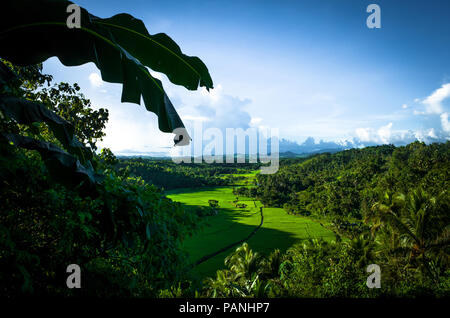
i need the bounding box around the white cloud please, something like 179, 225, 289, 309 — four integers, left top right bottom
354, 122, 448, 146
355, 123, 392, 144
421, 83, 450, 114
441, 112, 450, 132
200, 84, 223, 104
250, 117, 263, 125
377, 122, 393, 144
98, 102, 175, 153
427, 128, 438, 139
355, 127, 371, 142
412, 83, 450, 134
88, 72, 103, 88
402, 104, 408, 109
176, 84, 252, 132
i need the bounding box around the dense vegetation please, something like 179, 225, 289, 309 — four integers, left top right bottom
1, 60, 448, 297
0, 0, 448, 299
0, 0, 214, 297
254, 143, 448, 221
117, 159, 257, 190
198, 144, 449, 297
0, 61, 202, 296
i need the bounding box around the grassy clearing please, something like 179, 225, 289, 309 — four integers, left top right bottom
166, 178, 335, 278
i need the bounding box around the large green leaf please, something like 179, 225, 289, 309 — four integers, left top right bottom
1, 132, 98, 194
0, 0, 213, 143
92, 14, 213, 91
0, 95, 92, 163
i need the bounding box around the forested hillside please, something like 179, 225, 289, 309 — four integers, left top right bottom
117, 159, 257, 190
0, 0, 448, 298
254, 142, 449, 220
197, 143, 450, 298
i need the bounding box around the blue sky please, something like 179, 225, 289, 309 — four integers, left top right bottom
43, 0, 450, 154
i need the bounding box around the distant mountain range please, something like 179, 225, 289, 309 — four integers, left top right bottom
114, 135, 446, 158
115, 136, 353, 158
276, 137, 350, 154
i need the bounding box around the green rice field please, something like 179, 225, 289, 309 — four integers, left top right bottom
166, 175, 336, 278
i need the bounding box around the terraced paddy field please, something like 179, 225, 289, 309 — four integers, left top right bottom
166, 177, 335, 278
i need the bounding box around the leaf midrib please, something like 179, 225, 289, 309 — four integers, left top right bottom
0, 22, 165, 94
93, 20, 202, 83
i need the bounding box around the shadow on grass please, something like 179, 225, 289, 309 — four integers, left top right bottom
165, 186, 230, 195
178, 203, 300, 279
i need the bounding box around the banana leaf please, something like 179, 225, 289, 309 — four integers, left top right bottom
0, 0, 214, 143
0, 95, 92, 163
1, 132, 98, 194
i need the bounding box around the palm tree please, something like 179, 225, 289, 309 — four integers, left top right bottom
261, 249, 282, 279
203, 243, 270, 297
224, 243, 262, 281
345, 234, 376, 269
203, 269, 234, 298
369, 189, 449, 281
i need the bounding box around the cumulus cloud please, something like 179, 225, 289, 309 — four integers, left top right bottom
355, 127, 371, 142
441, 112, 450, 132
402, 104, 408, 109
98, 101, 175, 154
354, 122, 448, 146
355, 123, 392, 144
200, 84, 223, 104
412, 83, 450, 136
377, 122, 393, 144
427, 128, 438, 139
421, 83, 450, 114
201, 95, 252, 130
178, 84, 252, 132
88, 72, 103, 87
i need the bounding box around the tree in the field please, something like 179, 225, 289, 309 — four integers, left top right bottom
208, 199, 219, 208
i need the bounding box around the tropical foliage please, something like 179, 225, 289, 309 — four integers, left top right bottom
0, 0, 448, 299
198, 143, 449, 297
0, 0, 213, 296
1, 0, 213, 139
116, 159, 256, 190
